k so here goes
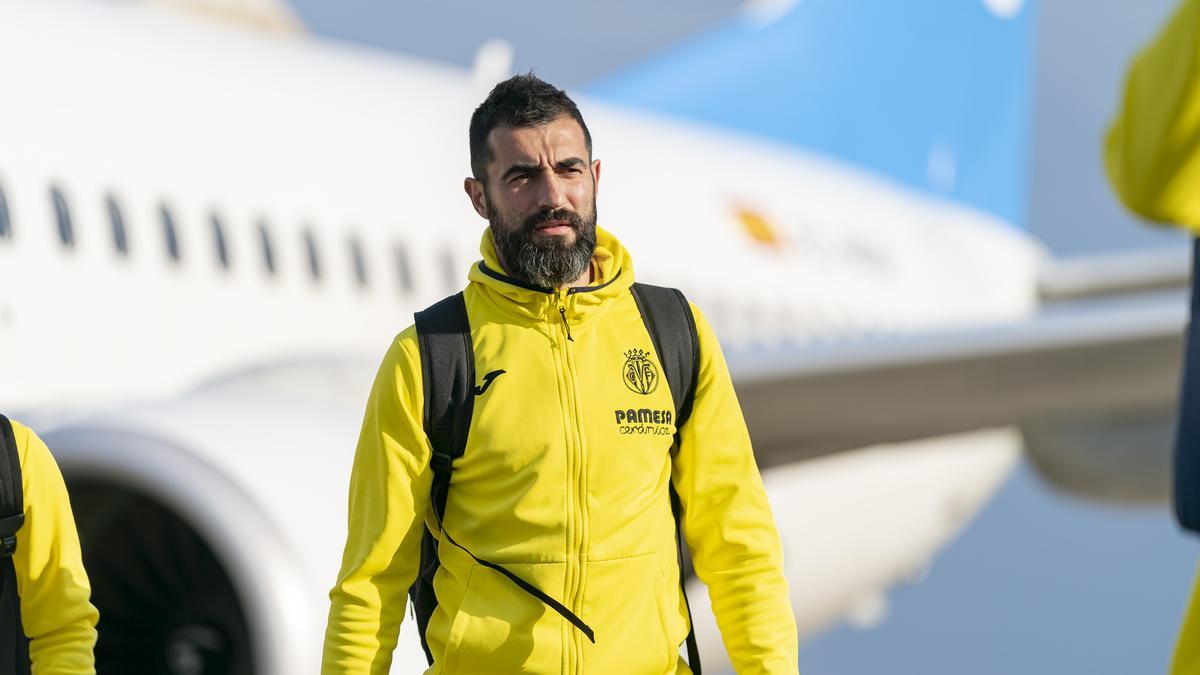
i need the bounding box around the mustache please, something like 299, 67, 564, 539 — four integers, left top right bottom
524, 208, 584, 232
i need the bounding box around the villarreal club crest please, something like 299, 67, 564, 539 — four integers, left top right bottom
623, 348, 659, 396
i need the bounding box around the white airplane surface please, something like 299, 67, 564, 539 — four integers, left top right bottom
0, 1, 1186, 673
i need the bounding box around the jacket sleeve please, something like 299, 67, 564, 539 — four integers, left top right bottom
10, 422, 99, 675
672, 305, 799, 674
322, 327, 434, 674
1106, 0, 1200, 229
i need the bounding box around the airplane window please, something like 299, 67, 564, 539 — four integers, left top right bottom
210, 213, 230, 269
258, 221, 276, 276
50, 187, 74, 249
106, 195, 128, 256
303, 228, 321, 281
348, 236, 368, 288
160, 204, 180, 262
0, 185, 10, 241
393, 243, 413, 293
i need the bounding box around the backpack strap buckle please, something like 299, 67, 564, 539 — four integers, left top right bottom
0, 515, 23, 557
430, 450, 453, 473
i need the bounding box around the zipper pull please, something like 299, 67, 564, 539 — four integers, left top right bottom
558, 303, 574, 342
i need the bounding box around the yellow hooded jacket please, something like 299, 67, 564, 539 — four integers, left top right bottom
323, 227, 798, 674
6, 420, 99, 674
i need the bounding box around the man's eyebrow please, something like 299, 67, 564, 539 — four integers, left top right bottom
500, 163, 540, 181
555, 157, 586, 170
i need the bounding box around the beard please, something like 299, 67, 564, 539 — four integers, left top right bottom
489, 202, 598, 289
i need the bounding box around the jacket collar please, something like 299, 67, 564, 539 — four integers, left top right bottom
467, 225, 635, 325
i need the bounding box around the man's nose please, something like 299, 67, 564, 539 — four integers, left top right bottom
535, 173, 568, 210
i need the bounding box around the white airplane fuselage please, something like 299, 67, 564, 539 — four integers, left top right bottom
0, 1, 1041, 672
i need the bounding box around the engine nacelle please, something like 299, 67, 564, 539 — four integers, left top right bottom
1022, 410, 1174, 504
42, 359, 383, 674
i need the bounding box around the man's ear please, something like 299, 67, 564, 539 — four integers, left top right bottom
464, 177, 489, 219
591, 159, 601, 193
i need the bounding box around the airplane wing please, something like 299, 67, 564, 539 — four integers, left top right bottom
733, 248, 1191, 470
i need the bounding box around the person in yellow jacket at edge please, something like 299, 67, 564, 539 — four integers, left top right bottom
321, 74, 799, 674
2, 418, 99, 673
1106, 1, 1200, 672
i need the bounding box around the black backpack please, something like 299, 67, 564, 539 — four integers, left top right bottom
0, 416, 30, 674
407, 283, 703, 673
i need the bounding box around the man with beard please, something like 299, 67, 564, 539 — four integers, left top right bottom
323, 74, 797, 674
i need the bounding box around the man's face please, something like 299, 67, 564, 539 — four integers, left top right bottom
465, 115, 601, 288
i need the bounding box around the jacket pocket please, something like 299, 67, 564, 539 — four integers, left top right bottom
441, 561, 567, 675
580, 551, 678, 674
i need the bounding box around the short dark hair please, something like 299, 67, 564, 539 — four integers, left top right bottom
469, 73, 592, 183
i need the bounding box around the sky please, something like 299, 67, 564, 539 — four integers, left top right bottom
288, 0, 742, 87
283, 1, 1200, 672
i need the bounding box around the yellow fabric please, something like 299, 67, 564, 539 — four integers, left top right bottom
323, 227, 798, 674
1174, 565, 1200, 675
1106, 0, 1200, 231
7, 421, 98, 674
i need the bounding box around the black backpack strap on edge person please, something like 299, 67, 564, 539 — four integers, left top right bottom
630, 282, 703, 675
408, 292, 595, 667
1175, 238, 1200, 534
0, 415, 30, 675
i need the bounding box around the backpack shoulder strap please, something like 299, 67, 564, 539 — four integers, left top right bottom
413, 292, 474, 523
629, 283, 700, 428
410, 293, 474, 664
629, 283, 703, 674
0, 415, 30, 675
1177, 238, 1200, 535
0, 416, 24, 556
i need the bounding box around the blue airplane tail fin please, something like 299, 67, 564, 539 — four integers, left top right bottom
588, 0, 1037, 228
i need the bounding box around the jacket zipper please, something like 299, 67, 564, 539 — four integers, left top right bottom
559, 305, 574, 341
555, 291, 587, 674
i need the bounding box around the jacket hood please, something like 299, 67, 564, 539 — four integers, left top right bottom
467, 225, 636, 325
